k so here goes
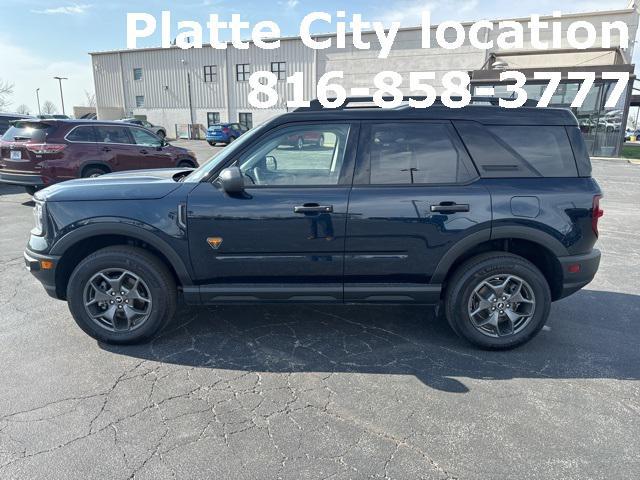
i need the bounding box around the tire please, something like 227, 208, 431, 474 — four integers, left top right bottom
157, 130, 166, 139
228, 136, 236, 144
24, 186, 39, 196
178, 160, 195, 168
67, 246, 177, 344
82, 166, 109, 178
208, 141, 216, 147
444, 252, 551, 350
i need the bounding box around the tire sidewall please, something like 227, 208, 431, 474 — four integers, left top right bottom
67, 250, 174, 344
447, 257, 551, 349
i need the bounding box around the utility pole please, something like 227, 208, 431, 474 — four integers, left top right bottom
36, 88, 41, 116
53, 76, 68, 116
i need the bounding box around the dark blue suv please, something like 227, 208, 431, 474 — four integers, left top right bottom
206, 122, 248, 146
25, 98, 602, 349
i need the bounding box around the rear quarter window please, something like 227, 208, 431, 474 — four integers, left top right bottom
454, 121, 578, 178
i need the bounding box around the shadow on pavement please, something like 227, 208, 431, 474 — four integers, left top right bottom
101, 289, 640, 393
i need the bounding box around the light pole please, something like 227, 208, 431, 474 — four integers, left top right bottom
53, 76, 68, 116
35, 88, 41, 116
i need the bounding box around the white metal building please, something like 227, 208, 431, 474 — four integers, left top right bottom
90, 6, 639, 154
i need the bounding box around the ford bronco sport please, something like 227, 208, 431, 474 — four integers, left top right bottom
25, 98, 602, 349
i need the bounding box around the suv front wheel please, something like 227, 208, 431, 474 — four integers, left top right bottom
444, 252, 551, 350
67, 246, 177, 344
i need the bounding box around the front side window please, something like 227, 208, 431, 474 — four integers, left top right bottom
367, 123, 474, 185
135, 95, 145, 107
95, 126, 132, 144
237, 124, 350, 186
204, 65, 217, 83
270, 62, 286, 80
236, 64, 250, 82
133, 68, 143, 81
130, 127, 160, 147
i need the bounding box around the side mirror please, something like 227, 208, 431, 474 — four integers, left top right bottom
218, 166, 245, 194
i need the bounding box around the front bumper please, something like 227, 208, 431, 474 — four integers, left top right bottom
557, 249, 601, 299
0, 171, 44, 187
24, 249, 61, 299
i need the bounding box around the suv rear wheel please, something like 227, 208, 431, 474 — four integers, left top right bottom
444, 252, 551, 350
67, 246, 177, 344
82, 166, 109, 178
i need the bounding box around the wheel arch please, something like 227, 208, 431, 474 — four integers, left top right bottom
433, 227, 567, 301
50, 222, 193, 300
79, 161, 112, 177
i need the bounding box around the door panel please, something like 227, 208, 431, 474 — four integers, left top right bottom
344, 121, 492, 303
186, 121, 359, 303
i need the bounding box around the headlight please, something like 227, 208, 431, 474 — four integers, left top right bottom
32, 200, 46, 236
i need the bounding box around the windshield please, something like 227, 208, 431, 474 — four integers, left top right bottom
183, 122, 268, 182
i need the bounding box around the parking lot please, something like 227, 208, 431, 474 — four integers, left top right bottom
0, 153, 638, 479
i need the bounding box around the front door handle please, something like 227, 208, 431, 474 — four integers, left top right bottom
140, 149, 148, 155
430, 202, 470, 213
101, 146, 111, 152
294, 204, 333, 213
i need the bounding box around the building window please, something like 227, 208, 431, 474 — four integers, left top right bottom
239, 113, 253, 130
271, 62, 286, 80
207, 112, 220, 127
236, 64, 250, 82
133, 68, 143, 81
204, 65, 217, 83
135, 95, 145, 108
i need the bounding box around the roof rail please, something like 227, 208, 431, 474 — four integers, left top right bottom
295, 95, 538, 111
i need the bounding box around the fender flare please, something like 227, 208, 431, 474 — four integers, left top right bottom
50, 221, 193, 286
431, 226, 568, 284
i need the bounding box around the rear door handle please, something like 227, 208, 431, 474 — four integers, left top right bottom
140, 149, 148, 154
430, 203, 470, 213
101, 146, 111, 152
294, 204, 334, 213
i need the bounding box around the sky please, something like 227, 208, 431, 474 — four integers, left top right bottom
0, 0, 635, 114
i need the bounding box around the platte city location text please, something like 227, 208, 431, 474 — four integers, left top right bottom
126, 10, 630, 59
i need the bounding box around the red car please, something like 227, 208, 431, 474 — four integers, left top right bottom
0, 119, 198, 194
284, 131, 325, 150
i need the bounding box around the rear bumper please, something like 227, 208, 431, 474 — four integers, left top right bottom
24, 249, 61, 300
206, 135, 230, 143
0, 171, 44, 186
557, 249, 601, 299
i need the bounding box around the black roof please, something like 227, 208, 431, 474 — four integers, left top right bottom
284, 97, 579, 127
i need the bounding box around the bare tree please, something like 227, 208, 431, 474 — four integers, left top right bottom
16, 104, 30, 115
42, 100, 57, 115
84, 90, 96, 108
0, 79, 14, 111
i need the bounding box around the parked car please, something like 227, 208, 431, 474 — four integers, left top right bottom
0, 119, 198, 195
119, 118, 167, 139
283, 130, 325, 149
0, 113, 33, 135
37, 114, 70, 120
625, 129, 640, 141
25, 98, 602, 350
206, 123, 248, 146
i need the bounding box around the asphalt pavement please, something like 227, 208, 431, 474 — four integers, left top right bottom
0, 157, 638, 479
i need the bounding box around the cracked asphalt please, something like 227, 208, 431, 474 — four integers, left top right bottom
0, 159, 639, 480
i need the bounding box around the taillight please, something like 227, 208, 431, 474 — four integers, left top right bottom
25, 144, 66, 155
222, 127, 230, 133
592, 194, 604, 237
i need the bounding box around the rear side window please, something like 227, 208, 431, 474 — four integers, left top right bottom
367, 123, 476, 185
95, 126, 132, 144
2, 122, 56, 142
66, 126, 96, 142
487, 126, 578, 177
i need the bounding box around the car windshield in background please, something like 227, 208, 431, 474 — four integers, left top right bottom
1, 122, 55, 142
